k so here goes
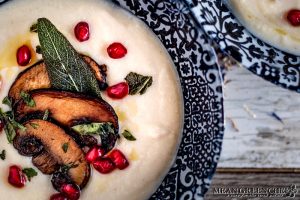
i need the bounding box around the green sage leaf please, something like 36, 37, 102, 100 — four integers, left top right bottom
125, 72, 153, 95
37, 18, 102, 98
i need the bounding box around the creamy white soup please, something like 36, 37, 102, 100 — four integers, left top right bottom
0, 0, 183, 199
228, 0, 300, 55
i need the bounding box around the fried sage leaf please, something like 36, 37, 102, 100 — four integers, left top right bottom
72, 122, 118, 151
125, 72, 153, 95
37, 18, 102, 98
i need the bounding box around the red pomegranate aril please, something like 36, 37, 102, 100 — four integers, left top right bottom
107, 149, 129, 170
50, 193, 68, 200
61, 184, 80, 200
93, 158, 115, 174
0, 119, 5, 132
74, 21, 90, 42
107, 82, 129, 99
107, 42, 127, 59
8, 165, 26, 188
287, 9, 300, 26
17, 45, 31, 66
85, 146, 105, 163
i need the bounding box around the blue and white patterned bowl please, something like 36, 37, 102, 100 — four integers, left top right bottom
188, 0, 300, 93
1, 0, 224, 199
113, 1, 224, 199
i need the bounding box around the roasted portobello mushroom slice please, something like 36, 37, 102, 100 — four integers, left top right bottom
15, 90, 118, 130
8, 60, 50, 101
32, 151, 59, 175
13, 119, 90, 188
9, 55, 107, 101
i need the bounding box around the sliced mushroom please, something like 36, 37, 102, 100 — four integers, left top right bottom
13, 135, 44, 156
9, 55, 107, 101
8, 61, 50, 101
14, 119, 90, 188
32, 151, 59, 174
15, 90, 118, 130
82, 56, 108, 90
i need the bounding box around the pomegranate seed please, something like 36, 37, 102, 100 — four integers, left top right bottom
107, 149, 129, 170
85, 146, 105, 163
50, 193, 68, 200
16, 45, 31, 66
287, 9, 300, 26
93, 158, 115, 174
106, 82, 129, 99
107, 42, 127, 59
8, 165, 26, 188
74, 22, 90, 42
0, 119, 5, 132
61, 184, 80, 200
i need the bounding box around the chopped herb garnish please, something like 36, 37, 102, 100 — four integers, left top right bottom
62, 142, 69, 153
20, 91, 36, 107
0, 150, 6, 160
122, 130, 136, 141
125, 72, 153, 95
30, 23, 37, 33
0, 109, 26, 143
42, 110, 49, 120
72, 122, 118, 151
22, 168, 38, 181
30, 123, 39, 129
60, 162, 78, 173
36, 45, 42, 54
2, 96, 12, 108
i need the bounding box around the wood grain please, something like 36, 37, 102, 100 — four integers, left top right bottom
205, 172, 300, 199
220, 65, 300, 168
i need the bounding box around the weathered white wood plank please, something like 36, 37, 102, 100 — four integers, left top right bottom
219, 65, 300, 168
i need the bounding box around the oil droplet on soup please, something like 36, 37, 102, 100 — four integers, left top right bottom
0, 33, 37, 69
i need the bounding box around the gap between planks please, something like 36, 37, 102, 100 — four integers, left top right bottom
216, 168, 300, 173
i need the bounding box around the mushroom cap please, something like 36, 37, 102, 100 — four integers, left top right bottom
14, 119, 90, 188
9, 55, 107, 102
15, 90, 118, 131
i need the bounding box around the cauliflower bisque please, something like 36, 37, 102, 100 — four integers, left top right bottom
228, 0, 300, 55
0, 0, 183, 199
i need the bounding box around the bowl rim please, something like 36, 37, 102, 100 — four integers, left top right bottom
188, 0, 300, 93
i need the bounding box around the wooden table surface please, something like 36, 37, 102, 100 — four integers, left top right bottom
206, 171, 300, 199
205, 63, 300, 199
